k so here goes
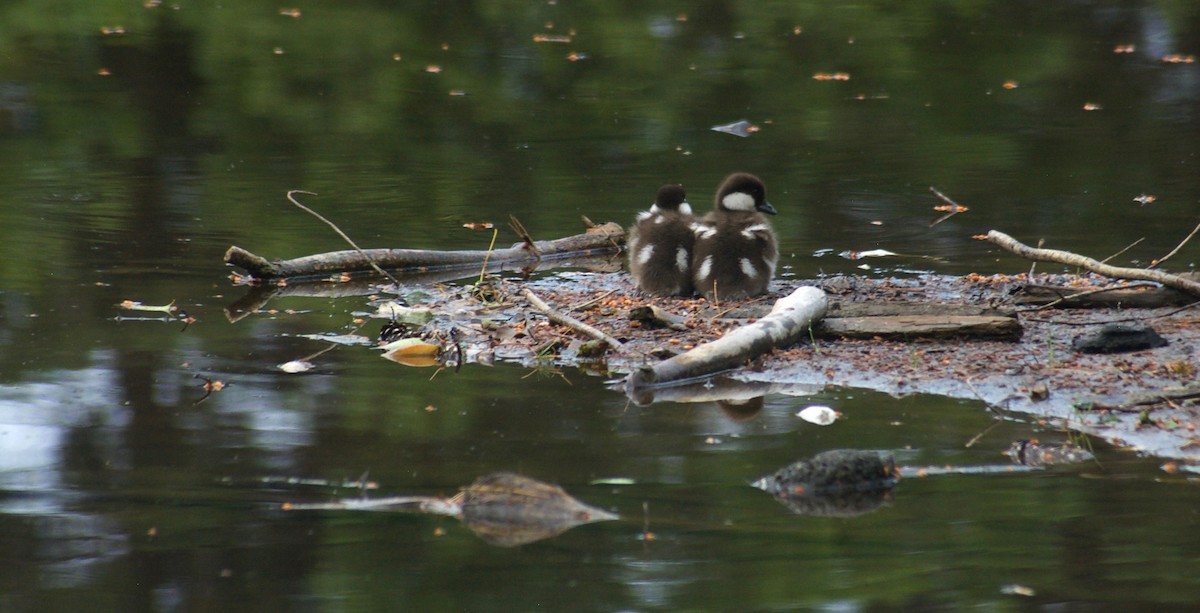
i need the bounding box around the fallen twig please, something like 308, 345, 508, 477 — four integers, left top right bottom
287, 190, 402, 287
523, 288, 624, 350
987, 230, 1200, 297
1150, 220, 1200, 269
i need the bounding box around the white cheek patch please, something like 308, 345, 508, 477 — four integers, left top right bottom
636, 244, 655, 266
740, 258, 758, 278
678, 202, 693, 216
649, 203, 662, 214
675, 246, 689, 272
741, 223, 770, 240
692, 224, 717, 240
721, 192, 756, 211
636, 210, 653, 222
696, 255, 713, 281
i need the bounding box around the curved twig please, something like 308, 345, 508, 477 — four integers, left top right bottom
987, 230, 1200, 297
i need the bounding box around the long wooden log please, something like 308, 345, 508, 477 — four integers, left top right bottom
624, 286, 828, 392
987, 230, 1200, 297
225, 222, 625, 282
817, 315, 1021, 340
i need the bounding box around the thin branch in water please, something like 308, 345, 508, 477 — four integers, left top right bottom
1029, 238, 1044, 279
286, 190, 402, 287
1100, 237, 1145, 265
928, 186, 969, 227
477, 227, 499, 286
1150, 220, 1200, 269
508, 215, 541, 257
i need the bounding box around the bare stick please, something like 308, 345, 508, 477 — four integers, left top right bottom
1099, 237, 1145, 265
522, 288, 624, 349
509, 215, 541, 257
928, 186, 969, 227
1150, 220, 1200, 269
987, 230, 1200, 297
477, 227, 498, 286
286, 190, 402, 287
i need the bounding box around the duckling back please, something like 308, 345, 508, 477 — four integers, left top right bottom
628, 184, 695, 296
691, 173, 779, 300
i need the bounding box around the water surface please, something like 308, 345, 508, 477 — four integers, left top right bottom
1, 1, 1199, 610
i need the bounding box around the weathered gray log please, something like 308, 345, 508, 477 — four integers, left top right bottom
987, 230, 1200, 297
624, 286, 828, 391
225, 222, 625, 282
817, 315, 1021, 340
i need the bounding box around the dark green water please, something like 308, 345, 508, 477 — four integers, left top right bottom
1, 1, 1199, 610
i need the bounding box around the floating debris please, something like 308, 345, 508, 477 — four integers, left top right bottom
753, 450, 898, 517
797, 405, 840, 425
839, 249, 898, 260
710, 119, 759, 137
533, 33, 572, 44
285, 472, 617, 547
1007, 440, 1095, 467
278, 360, 316, 374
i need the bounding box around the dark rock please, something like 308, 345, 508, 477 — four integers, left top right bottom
1071, 323, 1168, 354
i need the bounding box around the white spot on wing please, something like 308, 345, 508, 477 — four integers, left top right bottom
721, 192, 756, 212
637, 244, 655, 265
740, 258, 758, 278
696, 255, 713, 281
675, 246, 689, 272
692, 223, 717, 240
741, 223, 770, 240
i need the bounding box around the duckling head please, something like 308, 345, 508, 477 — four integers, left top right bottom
715, 173, 776, 215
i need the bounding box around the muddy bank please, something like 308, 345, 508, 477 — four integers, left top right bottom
509, 272, 1200, 462
242, 267, 1199, 462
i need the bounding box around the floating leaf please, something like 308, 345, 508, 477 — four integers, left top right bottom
278, 360, 315, 374
589, 477, 636, 486
711, 119, 758, 137
797, 405, 840, 425
381, 337, 441, 363
532, 33, 572, 43
839, 249, 898, 260
1161, 54, 1195, 64
374, 302, 433, 325
813, 72, 851, 81
118, 299, 178, 314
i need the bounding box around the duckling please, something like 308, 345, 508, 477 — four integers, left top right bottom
691, 173, 778, 300
628, 184, 695, 296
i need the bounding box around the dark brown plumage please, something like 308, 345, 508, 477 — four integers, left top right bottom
627, 184, 695, 296
691, 173, 778, 300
